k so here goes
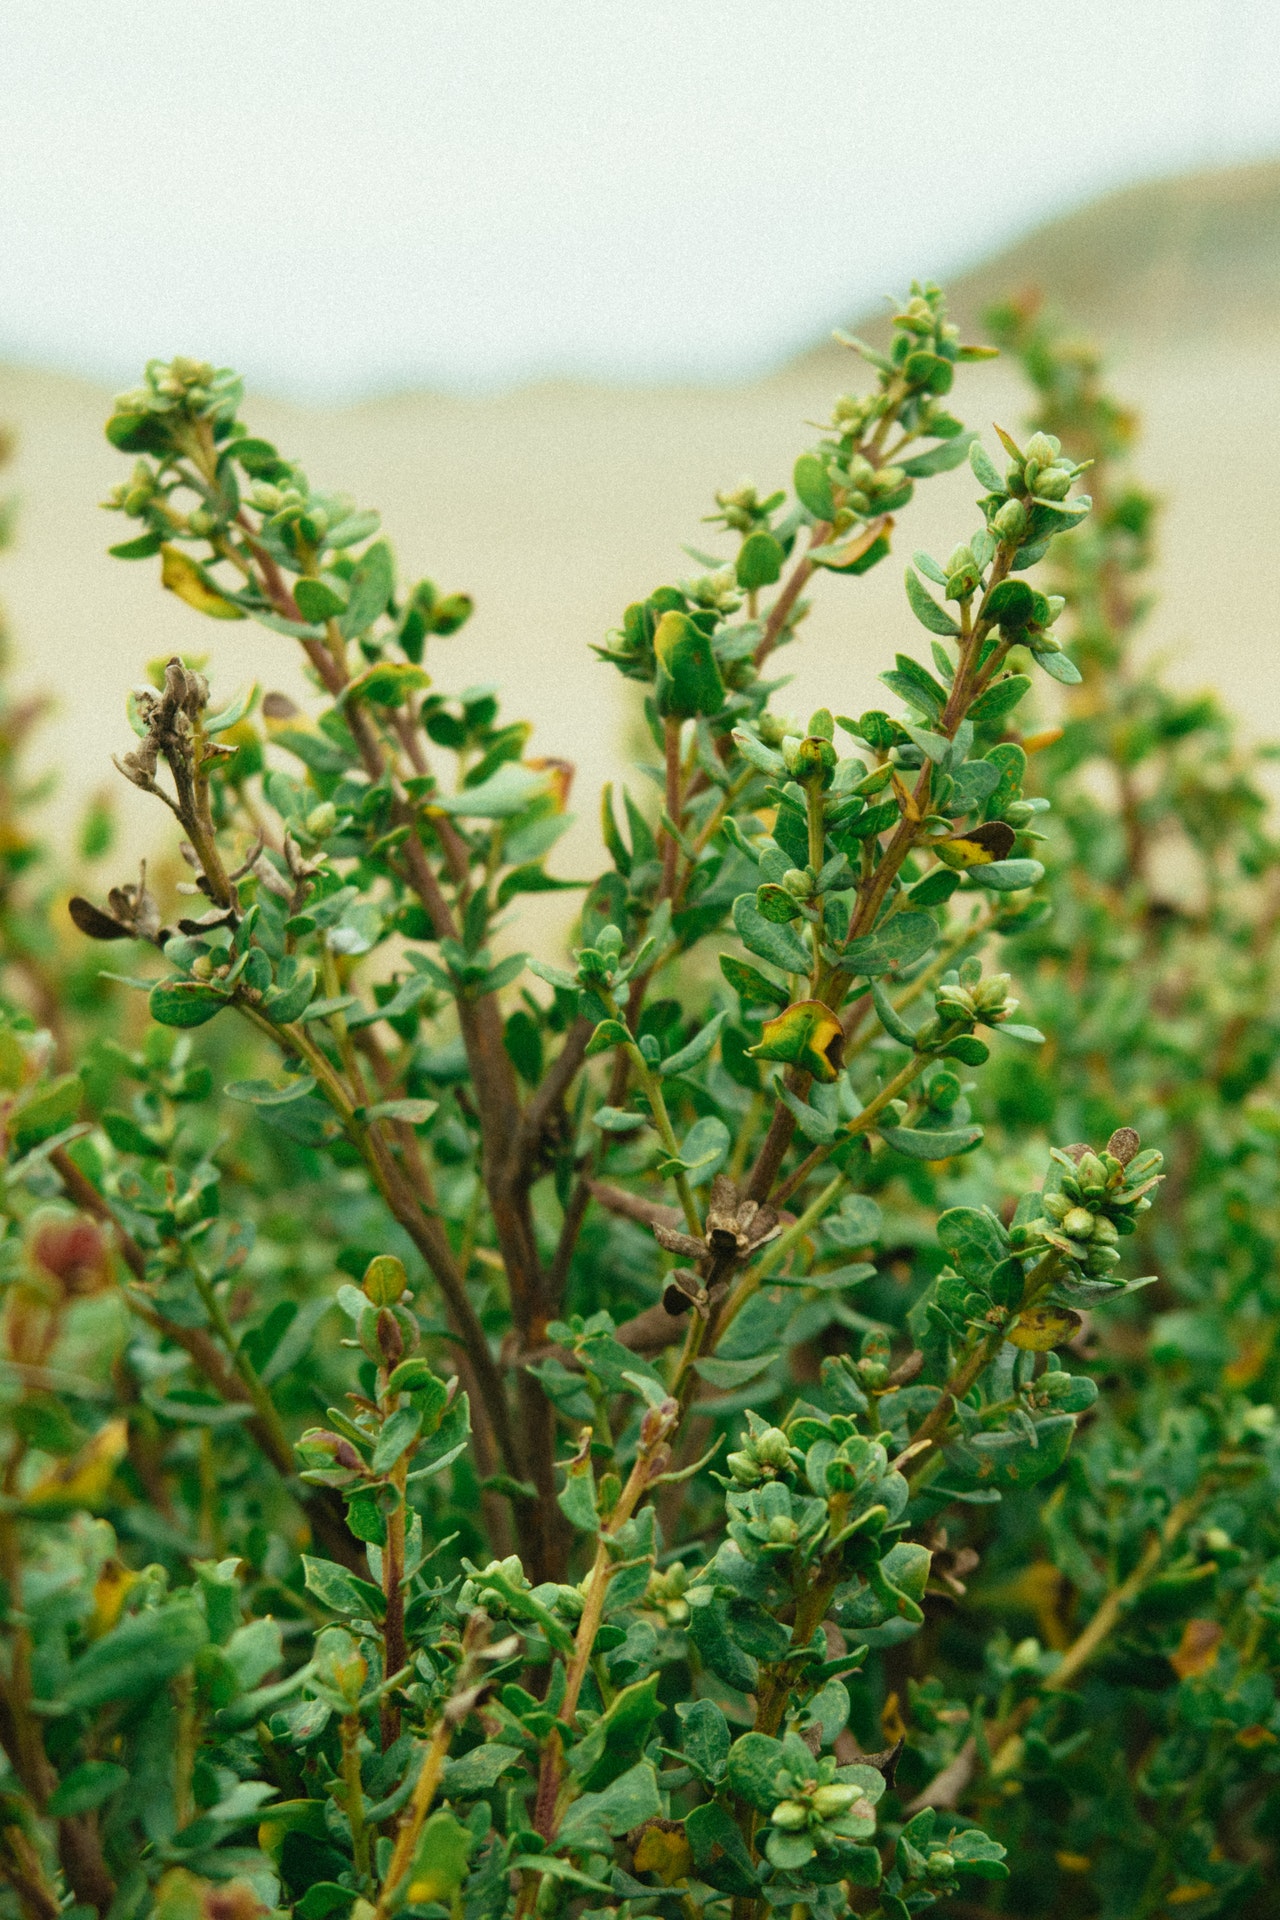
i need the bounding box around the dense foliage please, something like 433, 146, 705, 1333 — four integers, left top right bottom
0, 289, 1273, 1920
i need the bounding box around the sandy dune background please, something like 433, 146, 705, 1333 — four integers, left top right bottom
1, 159, 1277, 907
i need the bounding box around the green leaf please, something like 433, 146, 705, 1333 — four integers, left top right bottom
372, 1406, 422, 1473
323, 508, 381, 549
879, 1122, 983, 1160
301, 1555, 386, 1621
719, 953, 789, 1009
109, 531, 164, 560
688, 1591, 757, 1693
969, 440, 1005, 491
844, 909, 937, 977
442, 1742, 523, 1795
905, 568, 961, 637
736, 530, 784, 590
585, 1019, 632, 1058
941, 1034, 990, 1065
997, 1022, 1045, 1044
756, 882, 802, 923
654, 610, 725, 719
660, 1009, 727, 1077
900, 431, 975, 477
678, 1698, 731, 1784
338, 539, 394, 638
224, 1076, 316, 1106
950, 1828, 1010, 1880
570, 1673, 662, 1790
366, 1098, 439, 1124
557, 1759, 662, 1848
204, 682, 259, 734
263, 958, 317, 1024
293, 577, 349, 623
732, 895, 811, 974
407, 1808, 473, 1903
937, 1207, 1008, 1282
726, 1732, 787, 1812
732, 727, 786, 776
966, 675, 1032, 725
557, 1455, 600, 1534
433, 762, 551, 818
61, 1601, 208, 1710
693, 1352, 779, 1389
828, 1193, 883, 1244
149, 979, 227, 1028
1036, 647, 1083, 685
10, 1074, 82, 1150
793, 453, 836, 520
593, 1106, 648, 1133
46, 1761, 129, 1816
495, 864, 587, 909
983, 578, 1036, 627
664, 1115, 731, 1186
346, 660, 430, 708
882, 655, 949, 721
685, 1800, 759, 1894
968, 858, 1044, 892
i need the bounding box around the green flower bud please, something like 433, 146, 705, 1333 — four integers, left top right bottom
782, 868, 814, 899
1034, 467, 1072, 500
767, 1514, 799, 1544
756, 1427, 793, 1469
791, 735, 838, 788
993, 499, 1027, 540
1024, 432, 1061, 467
771, 1800, 810, 1831
811, 1783, 858, 1819
362, 1253, 408, 1307
1076, 1151, 1108, 1195
1042, 1193, 1070, 1223
305, 801, 338, 837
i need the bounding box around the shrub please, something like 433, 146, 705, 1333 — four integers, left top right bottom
0, 289, 1271, 1920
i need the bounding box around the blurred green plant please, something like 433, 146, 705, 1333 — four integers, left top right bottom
0, 288, 1269, 1920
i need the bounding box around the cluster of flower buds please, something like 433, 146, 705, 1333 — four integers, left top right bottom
933, 961, 1017, 1029
709, 479, 785, 534
105, 459, 162, 519
759, 1739, 881, 1872
1006, 431, 1083, 506
644, 1561, 692, 1626
683, 565, 743, 616
724, 1410, 797, 1487
106, 358, 244, 457
1022, 1129, 1163, 1277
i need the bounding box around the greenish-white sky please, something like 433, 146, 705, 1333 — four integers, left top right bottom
2, 0, 1276, 398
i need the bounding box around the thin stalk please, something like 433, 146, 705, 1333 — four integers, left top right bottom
340, 1713, 371, 1881
374, 1716, 453, 1918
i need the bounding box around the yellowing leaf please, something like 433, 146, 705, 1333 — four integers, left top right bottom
1169, 1617, 1223, 1680
749, 999, 845, 1083
160, 545, 246, 620
633, 1822, 693, 1885
90, 1557, 138, 1637
1008, 1304, 1081, 1351
934, 820, 1016, 870
24, 1417, 129, 1513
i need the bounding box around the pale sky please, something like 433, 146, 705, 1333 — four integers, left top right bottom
2, 0, 1277, 400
